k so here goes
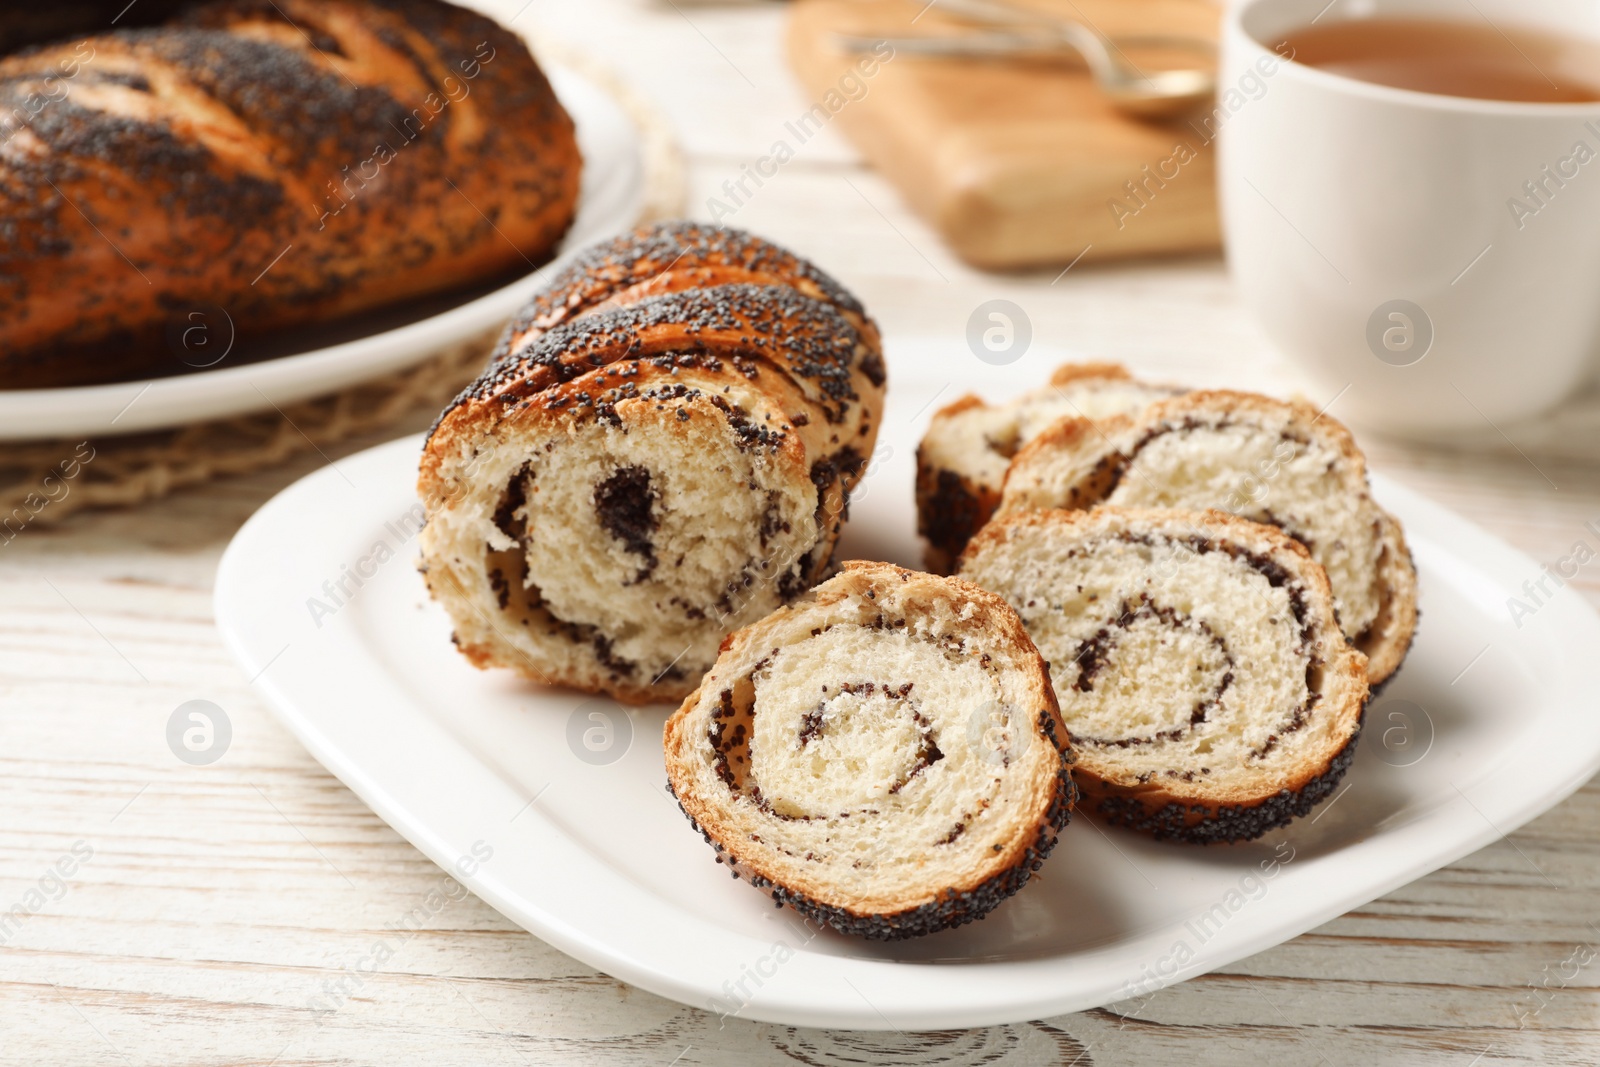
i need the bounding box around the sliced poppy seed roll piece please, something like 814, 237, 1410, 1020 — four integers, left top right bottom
997, 390, 1417, 686
959, 508, 1368, 844
915, 363, 1183, 574
419, 224, 884, 704
663, 561, 1075, 940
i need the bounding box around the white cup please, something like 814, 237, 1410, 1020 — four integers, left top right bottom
1219, 0, 1600, 436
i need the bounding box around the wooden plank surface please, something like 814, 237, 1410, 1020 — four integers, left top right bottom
786, 0, 1223, 269
4, 0, 1600, 1063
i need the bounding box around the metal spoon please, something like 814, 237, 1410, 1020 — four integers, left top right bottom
835, 1, 1214, 119
946, 0, 1216, 116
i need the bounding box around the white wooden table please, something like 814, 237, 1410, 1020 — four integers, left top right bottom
6, 1, 1600, 1063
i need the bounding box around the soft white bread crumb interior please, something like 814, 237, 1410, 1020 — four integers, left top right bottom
421, 371, 826, 698
959, 509, 1367, 806
999, 392, 1417, 683
664, 562, 1066, 915
513, 409, 816, 677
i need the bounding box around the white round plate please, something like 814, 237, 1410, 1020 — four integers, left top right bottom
215, 336, 1600, 1029
0, 65, 642, 441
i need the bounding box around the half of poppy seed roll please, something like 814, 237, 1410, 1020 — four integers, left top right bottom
664, 561, 1075, 940
418, 223, 884, 703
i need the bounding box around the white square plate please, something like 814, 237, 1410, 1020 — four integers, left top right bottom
215, 337, 1600, 1029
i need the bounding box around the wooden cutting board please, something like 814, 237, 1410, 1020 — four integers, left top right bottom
786, 0, 1223, 269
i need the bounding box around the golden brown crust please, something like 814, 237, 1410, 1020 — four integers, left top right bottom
446, 281, 879, 424
1362, 515, 1419, 686
1048, 361, 1132, 387
1006, 409, 1117, 461
0, 0, 579, 387
492, 220, 879, 361
1081, 733, 1362, 844
928, 392, 988, 420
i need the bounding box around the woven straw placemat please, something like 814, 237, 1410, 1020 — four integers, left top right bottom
0, 36, 684, 528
